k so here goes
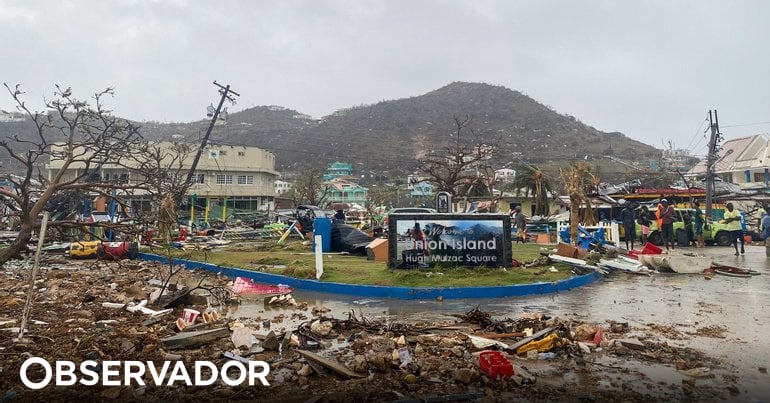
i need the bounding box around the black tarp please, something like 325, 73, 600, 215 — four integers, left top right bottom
331, 222, 374, 255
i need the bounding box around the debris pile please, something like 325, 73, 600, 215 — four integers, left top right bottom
0, 261, 737, 401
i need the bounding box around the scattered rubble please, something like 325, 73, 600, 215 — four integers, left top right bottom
0, 259, 742, 401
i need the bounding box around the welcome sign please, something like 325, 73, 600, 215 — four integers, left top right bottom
387, 214, 511, 268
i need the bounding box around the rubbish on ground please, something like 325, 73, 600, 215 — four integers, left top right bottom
223, 351, 252, 364
182, 308, 200, 325
577, 341, 592, 355
617, 338, 646, 351
516, 333, 559, 355
266, 294, 297, 306
479, 350, 514, 380
231, 327, 255, 349
711, 264, 760, 277
295, 349, 366, 379
637, 254, 713, 274
161, 327, 230, 350
232, 277, 292, 295
398, 347, 412, 367
126, 300, 173, 317
537, 352, 556, 360
678, 367, 711, 377
510, 326, 557, 353
262, 331, 279, 351
465, 333, 511, 351
475, 332, 526, 339
458, 306, 500, 329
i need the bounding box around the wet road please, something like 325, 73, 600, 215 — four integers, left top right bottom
234, 244, 770, 400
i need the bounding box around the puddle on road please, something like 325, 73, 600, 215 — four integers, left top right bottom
217, 245, 770, 399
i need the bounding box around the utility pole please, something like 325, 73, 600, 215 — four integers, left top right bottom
182, 82, 239, 227
705, 110, 722, 220
185, 81, 240, 187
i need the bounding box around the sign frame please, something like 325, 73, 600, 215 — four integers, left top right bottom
387, 213, 512, 269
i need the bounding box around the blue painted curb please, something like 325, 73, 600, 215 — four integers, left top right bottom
139, 253, 603, 300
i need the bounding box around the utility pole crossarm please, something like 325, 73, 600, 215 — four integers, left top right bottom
184, 82, 240, 188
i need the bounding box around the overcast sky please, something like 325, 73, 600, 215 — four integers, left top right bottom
2, 0, 769, 158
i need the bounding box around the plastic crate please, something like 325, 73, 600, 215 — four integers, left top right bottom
641, 243, 662, 254
479, 350, 514, 380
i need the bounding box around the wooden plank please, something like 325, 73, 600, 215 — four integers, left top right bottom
464, 333, 511, 350
475, 332, 525, 339
181, 319, 228, 332
508, 326, 556, 353
295, 350, 365, 379
161, 327, 230, 350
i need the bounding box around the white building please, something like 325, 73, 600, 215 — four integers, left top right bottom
495, 168, 516, 183
275, 179, 293, 195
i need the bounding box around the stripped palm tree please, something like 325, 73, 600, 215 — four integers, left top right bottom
560, 162, 594, 244
511, 165, 552, 216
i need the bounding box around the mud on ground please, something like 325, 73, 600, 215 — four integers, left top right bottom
0, 258, 740, 402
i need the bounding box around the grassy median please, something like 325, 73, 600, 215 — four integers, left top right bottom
152, 242, 573, 287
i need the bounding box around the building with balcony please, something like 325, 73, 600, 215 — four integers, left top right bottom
324, 178, 368, 206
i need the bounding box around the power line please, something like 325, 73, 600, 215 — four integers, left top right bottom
721, 120, 770, 128
685, 118, 708, 153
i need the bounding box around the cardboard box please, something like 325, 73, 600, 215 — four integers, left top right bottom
556, 243, 578, 258
366, 238, 388, 262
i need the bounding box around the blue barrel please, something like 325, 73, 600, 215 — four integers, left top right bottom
312, 217, 332, 252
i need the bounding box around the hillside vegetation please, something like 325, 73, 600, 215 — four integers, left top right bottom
2, 82, 660, 181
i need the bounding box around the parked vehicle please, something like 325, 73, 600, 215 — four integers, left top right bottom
632, 208, 732, 246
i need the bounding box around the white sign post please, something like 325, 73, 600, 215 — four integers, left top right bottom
314, 235, 323, 279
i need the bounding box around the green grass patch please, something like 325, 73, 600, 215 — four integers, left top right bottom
150, 242, 573, 287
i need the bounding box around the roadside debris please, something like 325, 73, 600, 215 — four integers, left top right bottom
0, 260, 736, 401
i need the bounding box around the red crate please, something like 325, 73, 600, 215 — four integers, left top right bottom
479, 350, 514, 380
641, 243, 662, 255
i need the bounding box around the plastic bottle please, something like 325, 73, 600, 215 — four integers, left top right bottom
537, 352, 556, 360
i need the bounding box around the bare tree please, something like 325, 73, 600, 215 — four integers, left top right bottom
290, 165, 330, 206
117, 142, 196, 243
417, 116, 498, 197
0, 84, 143, 264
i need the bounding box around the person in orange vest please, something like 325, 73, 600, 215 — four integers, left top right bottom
655, 195, 665, 229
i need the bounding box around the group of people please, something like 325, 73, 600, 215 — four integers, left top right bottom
622, 197, 770, 256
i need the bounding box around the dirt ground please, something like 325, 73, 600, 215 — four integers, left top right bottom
0, 255, 757, 402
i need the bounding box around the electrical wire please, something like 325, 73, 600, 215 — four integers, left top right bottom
685, 118, 709, 154
721, 121, 770, 128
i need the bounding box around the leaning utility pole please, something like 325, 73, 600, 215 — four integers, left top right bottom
184, 81, 240, 187
705, 110, 722, 219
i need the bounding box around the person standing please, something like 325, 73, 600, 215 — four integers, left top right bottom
683, 211, 694, 246
723, 202, 744, 256
659, 199, 676, 252
333, 209, 346, 223
638, 205, 652, 246
655, 195, 665, 230
620, 203, 637, 250
761, 211, 770, 258
693, 201, 705, 248
514, 206, 527, 243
